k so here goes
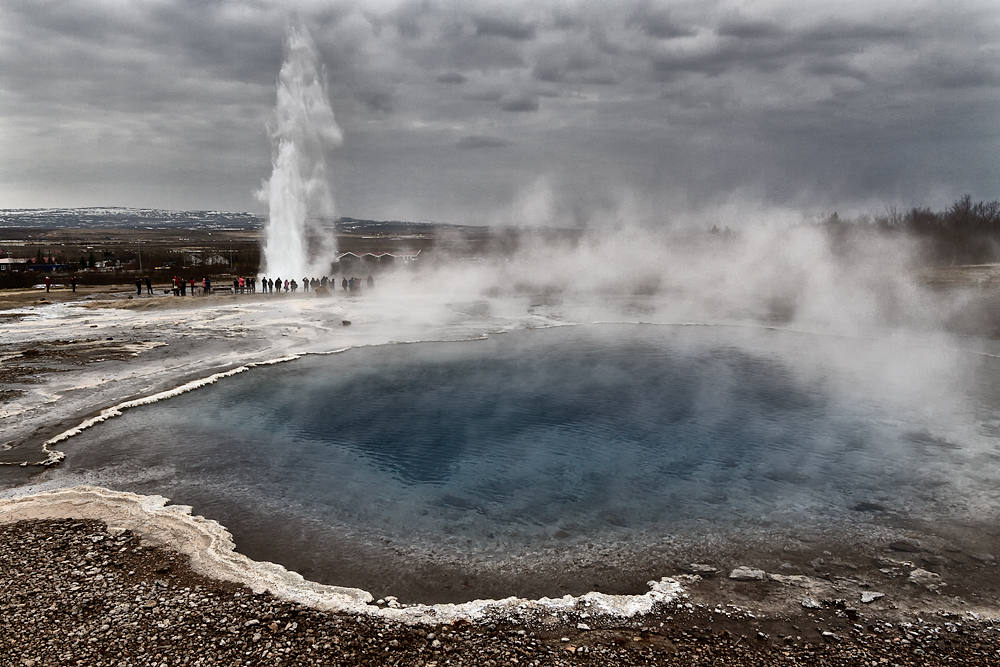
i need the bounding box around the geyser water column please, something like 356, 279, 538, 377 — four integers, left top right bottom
259, 25, 343, 279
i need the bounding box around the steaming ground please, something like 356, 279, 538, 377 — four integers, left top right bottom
2, 229, 1000, 626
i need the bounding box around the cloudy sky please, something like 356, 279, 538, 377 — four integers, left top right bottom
1, 0, 999, 225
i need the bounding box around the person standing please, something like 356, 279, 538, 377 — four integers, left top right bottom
145, 277, 153, 295
189, 277, 195, 295
70, 276, 77, 293
135, 277, 142, 296
341, 277, 348, 292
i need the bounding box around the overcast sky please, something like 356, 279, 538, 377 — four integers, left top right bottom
2, 0, 999, 225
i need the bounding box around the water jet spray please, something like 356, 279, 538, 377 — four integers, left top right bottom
258, 24, 342, 279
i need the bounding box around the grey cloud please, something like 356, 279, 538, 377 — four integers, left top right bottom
436, 72, 468, 84
804, 23, 909, 43
803, 60, 870, 82
499, 93, 540, 112
907, 55, 1000, 90
717, 18, 785, 39
1, 0, 999, 220
463, 89, 504, 102
456, 135, 512, 149
473, 14, 537, 41
532, 44, 622, 85
386, 0, 431, 39
626, 5, 696, 39
649, 16, 913, 80
355, 87, 395, 114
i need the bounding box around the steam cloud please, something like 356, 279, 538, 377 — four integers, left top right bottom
258, 24, 342, 279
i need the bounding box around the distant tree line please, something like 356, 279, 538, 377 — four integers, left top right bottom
818, 195, 1000, 265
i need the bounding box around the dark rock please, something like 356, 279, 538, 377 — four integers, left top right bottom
888, 540, 921, 553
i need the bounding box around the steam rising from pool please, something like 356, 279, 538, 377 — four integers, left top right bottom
258, 24, 342, 279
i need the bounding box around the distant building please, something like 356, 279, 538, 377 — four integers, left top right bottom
185, 253, 229, 266
335, 250, 420, 272
0, 258, 30, 272
29, 262, 72, 272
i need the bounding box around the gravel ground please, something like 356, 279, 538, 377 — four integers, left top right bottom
2, 519, 999, 666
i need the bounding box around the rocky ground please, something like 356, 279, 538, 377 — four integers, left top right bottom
3, 280, 1000, 664
1, 519, 998, 666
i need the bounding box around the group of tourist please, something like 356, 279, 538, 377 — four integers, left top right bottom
132, 274, 375, 296
257, 275, 374, 294
135, 276, 212, 296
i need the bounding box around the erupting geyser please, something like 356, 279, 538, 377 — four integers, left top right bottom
259, 24, 342, 279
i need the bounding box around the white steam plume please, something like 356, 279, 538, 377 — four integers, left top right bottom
258, 24, 342, 280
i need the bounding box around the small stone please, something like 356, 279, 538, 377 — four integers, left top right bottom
576, 623, 590, 630
801, 598, 822, 609
909, 568, 943, 590
687, 564, 718, 576
769, 574, 814, 586
729, 566, 766, 581
861, 591, 885, 604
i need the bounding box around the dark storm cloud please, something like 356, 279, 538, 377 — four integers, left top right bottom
1, 0, 999, 220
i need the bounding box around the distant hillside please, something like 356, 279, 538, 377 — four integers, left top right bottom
0, 208, 482, 236
0, 207, 262, 230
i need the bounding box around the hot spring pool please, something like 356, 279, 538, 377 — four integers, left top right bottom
41, 324, 1000, 601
